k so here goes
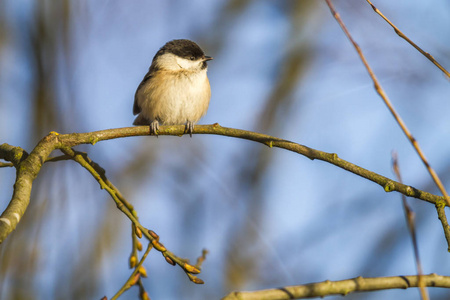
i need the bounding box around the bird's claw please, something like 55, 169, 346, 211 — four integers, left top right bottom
150, 120, 160, 136
186, 121, 194, 137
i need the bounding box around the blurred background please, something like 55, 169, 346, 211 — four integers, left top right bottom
1, 0, 450, 299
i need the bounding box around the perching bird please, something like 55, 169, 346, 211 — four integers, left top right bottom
133, 39, 212, 137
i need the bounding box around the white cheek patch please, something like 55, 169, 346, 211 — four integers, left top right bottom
155, 53, 202, 71
155, 53, 178, 71
175, 57, 202, 70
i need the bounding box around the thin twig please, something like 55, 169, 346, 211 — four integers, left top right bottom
366, 0, 450, 78
195, 249, 209, 270
111, 242, 153, 300
324, 0, 450, 248
0, 154, 76, 168
58, 146, 205, 284
0, 162, 13, 168
392, 152, 428, 300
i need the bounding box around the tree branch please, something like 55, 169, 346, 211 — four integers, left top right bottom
0, 135, 58, 243
222, 274, 450, 300
0, 125, 446, 244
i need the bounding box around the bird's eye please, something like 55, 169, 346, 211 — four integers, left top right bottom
190, 56, 195, 61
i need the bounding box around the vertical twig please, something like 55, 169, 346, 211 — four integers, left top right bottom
111, 242, 153, 300
392, 152, 429, 300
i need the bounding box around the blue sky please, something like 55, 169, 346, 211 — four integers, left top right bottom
1, 1, 450, 299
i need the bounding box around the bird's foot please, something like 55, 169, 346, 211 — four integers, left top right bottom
150, 120, 160, 136
186, 121, 194, 137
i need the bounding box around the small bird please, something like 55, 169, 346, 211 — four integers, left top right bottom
133, 39, 212, 136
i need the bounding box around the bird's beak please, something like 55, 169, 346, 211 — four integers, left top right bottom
203, 56, 213, 61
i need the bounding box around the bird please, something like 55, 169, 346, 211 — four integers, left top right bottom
133, 39, 212, 137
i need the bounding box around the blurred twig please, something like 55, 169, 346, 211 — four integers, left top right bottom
0, 162, 13, 168
366, 0, 450, 79
222, 274, 450, 300
0, 154, 73, 168
324, 0, 450, 249
223, 2, 316, 287
392, 152, 428, 300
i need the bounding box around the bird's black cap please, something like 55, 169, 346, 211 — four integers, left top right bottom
154, 39, 206, 60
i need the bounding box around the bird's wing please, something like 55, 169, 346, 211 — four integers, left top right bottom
133, 70, 153, 115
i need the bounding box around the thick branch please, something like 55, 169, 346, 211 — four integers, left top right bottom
0, 135, 58, 243
51, 125, 445, 205
0, 143, 28, 166
222, 274, 450, 300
